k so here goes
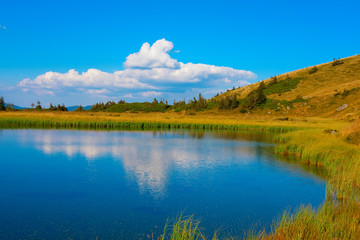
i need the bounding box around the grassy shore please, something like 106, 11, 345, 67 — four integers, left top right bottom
0, 111, 345, 132
1, 111, 359, 239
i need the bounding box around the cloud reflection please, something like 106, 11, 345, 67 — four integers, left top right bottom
18, 130, 267, 198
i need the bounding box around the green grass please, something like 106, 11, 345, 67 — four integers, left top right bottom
263, 77, 302, 96
159, 215, 206, 240
104, 102, 171, 113
0, 117, 299, 133
274, 128, 360, 197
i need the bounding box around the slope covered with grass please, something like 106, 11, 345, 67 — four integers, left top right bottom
213, 55, 360, 119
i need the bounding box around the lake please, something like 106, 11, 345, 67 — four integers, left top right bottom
0, 129, 325, 239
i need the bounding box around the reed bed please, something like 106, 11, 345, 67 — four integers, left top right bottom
275, 128, 360, 197
0, 112, 316, 133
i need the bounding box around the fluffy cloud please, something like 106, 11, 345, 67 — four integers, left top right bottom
87, 89, 109, 95
141, 91, 162, 97
124, 39, 179, 69
17, 39, 256, 100
18, 69, 153, 89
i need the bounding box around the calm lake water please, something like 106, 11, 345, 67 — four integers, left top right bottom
0, 129, 325, 239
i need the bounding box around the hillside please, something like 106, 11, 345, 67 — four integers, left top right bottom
213, 54, 360, 119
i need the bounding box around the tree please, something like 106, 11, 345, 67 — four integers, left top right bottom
35, 100, 42, 110
75, 105, 84, 111
219, 95, 239, 110
245, 82, 267, 109
31, 103, 35, 109
0, 96, 5, 110
49, 103, 56, 110
6, 103, 14, 111
269, 76, 278, 86
152, 98, 159, 104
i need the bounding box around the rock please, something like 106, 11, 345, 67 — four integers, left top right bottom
323, 129, 338, 135
277, 117, 289, 121
337, 104, 348, 111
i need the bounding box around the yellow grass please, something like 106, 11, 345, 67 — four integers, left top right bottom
0, 111, 347, 130
214, 54, 360, 119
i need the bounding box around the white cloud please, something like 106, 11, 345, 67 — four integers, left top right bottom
141, 91, 162, 97
87, 89, 109, 95
17, 39, 256, 99
123, 94, 134, 98
124, 39, 179, 69
18, 69, 153, 90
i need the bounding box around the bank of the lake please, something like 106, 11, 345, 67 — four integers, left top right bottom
0, 111, 346, 132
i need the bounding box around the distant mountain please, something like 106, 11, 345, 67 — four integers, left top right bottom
4, 103, 26, 110
67, 105, 92, 111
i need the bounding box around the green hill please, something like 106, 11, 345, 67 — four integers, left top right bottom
212, 54, 360, 119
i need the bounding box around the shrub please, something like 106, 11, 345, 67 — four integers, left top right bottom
308, 66, 318, 74
268, 76, 278, 86
332, 58, 344, 66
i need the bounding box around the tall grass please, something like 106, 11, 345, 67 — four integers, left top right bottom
263, 200, 360, 240
159, 215, 206, 240
0, 112, 308, 133
274, 127, 360, 197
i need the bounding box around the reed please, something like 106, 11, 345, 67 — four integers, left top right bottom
262, 200, 360, 240
0, 112, 311, 133
159, 215, 206, 240
274, 127, 360, 197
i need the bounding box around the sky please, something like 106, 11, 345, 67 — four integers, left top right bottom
0, 0, 359, 107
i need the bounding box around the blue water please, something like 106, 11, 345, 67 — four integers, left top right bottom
0, 129, 325, 239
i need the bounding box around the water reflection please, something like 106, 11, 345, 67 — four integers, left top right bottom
0, 129, 326, 239
16, 130, 277, 198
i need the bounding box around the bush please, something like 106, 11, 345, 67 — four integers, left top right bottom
5, 103, 15, 111
74, 105, 84, 111
268, 76, 278, 86
346, 132, 360, 145
332, 58, 344, 66
308, 66, 318, 74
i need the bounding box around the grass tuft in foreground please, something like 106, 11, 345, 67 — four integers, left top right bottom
264, 200, 360, 240
159, 215, 206, 240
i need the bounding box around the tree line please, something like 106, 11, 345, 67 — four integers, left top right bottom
0, 80, 271, 113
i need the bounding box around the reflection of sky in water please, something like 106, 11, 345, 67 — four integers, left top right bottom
17, 130, 268, 198
0, 129, 326, 239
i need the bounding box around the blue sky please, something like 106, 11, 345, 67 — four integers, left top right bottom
0, 0, 359, 107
